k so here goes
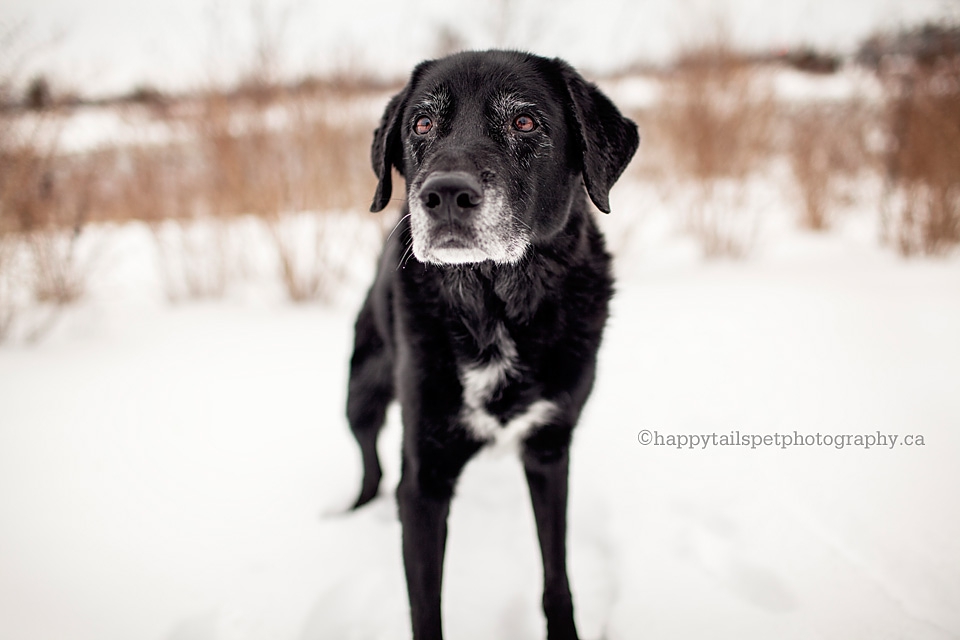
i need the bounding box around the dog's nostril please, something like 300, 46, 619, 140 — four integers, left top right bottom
425, 192, 441, 209
456, 192, 478, 209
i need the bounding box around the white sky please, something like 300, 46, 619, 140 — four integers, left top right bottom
1, 0, 953, 97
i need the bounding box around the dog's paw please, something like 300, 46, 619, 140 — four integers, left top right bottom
318, 486, 376, 519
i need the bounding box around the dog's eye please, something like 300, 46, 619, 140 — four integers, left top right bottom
414, 116, 433, 135
513, 114, 536, 132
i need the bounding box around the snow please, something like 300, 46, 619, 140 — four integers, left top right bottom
1, 188, 959, 639
770, 65, 885, 104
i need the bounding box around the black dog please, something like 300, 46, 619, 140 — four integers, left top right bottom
346, 50, 638, 640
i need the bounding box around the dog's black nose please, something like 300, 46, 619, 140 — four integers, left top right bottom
419, 172, 483, 216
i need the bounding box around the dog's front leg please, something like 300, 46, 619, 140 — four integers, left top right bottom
523, 434, 579, 640
397, 468, 449, 640
397, 434, 480, 640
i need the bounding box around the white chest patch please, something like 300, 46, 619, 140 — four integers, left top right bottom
458, 324, 557, 447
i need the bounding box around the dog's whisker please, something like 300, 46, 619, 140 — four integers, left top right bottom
396, 242, 411, 270
396, 233, 418, 270
401, 241, 418, 269
510, 213, 533, 233
386, 212, 413, 244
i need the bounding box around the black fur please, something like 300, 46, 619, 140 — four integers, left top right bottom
347, 50, 638, 640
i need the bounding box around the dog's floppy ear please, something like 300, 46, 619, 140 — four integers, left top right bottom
559, 62, 640, 213
370, 61, 435, 212
370, 88, 408, 212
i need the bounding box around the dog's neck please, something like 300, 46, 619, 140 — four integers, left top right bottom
433, 204, 595, 347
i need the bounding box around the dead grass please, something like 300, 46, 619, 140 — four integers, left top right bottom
788, 109, 834, 230
880, 56, 960, 255
175, 84, 377, 301
787, 101, 880, 231
0, 79, 380, 325
0, 104, 93, 340
653, 40, 776, 257
657, 43, 776, 182
0, 229, 15, 341
686, 180, 761, 259
5, 18, 958, 340
150, 218, 235, 302
27, 229, 86, 303
266, 210, 378, 304
0, 13, 390, 342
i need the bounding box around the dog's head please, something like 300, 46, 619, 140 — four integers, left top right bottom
370, 50, 639, 266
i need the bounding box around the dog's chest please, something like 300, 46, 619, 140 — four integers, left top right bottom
457, 323, 556, 447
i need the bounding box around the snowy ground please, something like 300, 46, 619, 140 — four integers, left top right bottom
1, 187, 959, 640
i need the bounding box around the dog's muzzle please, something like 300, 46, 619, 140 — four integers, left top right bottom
409, 170, 528, 265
